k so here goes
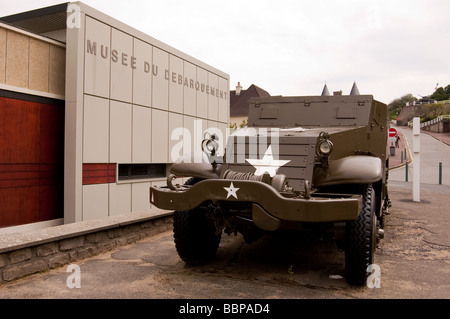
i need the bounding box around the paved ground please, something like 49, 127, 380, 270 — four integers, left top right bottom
389, 124, 450, 185
0, 180, 448, 302
388, 131, 408, 169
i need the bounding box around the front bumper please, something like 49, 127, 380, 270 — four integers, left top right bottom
150, 179, 362, 226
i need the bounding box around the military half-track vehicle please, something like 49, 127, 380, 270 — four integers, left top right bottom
150, 84, 390, 286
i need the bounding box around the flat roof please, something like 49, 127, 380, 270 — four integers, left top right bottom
0, 2, 68, 36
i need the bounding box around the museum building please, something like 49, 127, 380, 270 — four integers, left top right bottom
0, 2, 230, 234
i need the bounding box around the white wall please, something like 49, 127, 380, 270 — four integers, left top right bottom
65, 2, 229, 222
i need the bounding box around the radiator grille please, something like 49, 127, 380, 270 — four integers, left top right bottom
225, 135, 317, 191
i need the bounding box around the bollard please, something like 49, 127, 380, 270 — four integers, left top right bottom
439, 162, 442, 185
401, 151, 403, 163
405, 162, 409, 182
412, 117, 420, 202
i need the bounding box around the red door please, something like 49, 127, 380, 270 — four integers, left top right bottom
0, 94, 64, 228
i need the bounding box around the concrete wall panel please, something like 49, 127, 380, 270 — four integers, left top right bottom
29, 38, 49, 92
196, 67, 208, 119
169, 54, 183, 113
152, 47, 168, 110
183, 115, 196, 156
132, 105, 152, 163
131, 182, 151, 212
169, 112, 183, 163
48, 45, 65, 96
0, 28, 5, 83
82, 184, 109, 220
132, 39, 152, 107
84, 17, 110, 98
183, 61, 196, 117
110, 28, 133, 102
83, 95, 109, 163
6, 31, 29, 88
110, 100, 132, 163
219, 77, 229, 123
151, 108, 168, 162
208, 73, 219, 121
109, 183, 131, 216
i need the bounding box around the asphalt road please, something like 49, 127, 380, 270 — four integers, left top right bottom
389, 126, 450, 185
0, 181, 449, 304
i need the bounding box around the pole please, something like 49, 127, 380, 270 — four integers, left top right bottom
406, 162, 408, 182
413, 117, 420, 202
439, 162, 442, 185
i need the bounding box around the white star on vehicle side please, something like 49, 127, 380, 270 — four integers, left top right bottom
224, 182, 239, 199
246, 145, 290, 177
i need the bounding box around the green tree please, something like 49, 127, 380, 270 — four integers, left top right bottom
421, 103, 446, 122
388, 93, 417, 119
430, 85, 450, 101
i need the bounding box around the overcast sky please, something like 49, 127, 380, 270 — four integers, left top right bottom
1, 0, 449, 104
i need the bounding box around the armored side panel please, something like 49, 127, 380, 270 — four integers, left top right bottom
246, 94, 389, 167
247, 95, 374, 128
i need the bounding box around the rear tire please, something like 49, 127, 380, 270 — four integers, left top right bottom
345, 184, 377, 286
173, 207, 221, 265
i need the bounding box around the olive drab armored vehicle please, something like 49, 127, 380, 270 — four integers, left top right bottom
150, 83, 390, 286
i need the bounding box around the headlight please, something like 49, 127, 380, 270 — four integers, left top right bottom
316, 132, 333, 170
319, 140, 333, 155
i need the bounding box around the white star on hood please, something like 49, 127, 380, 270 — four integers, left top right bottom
224, 182, 239, 199
246, 145, 290, 177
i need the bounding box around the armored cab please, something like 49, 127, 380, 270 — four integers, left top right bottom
150, 84, 390, 286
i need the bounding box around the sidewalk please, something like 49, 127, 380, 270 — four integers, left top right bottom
388, 130, 410, 170
422, 130, 450, 146
0, 209, 173, 285
388, 123, 450, 170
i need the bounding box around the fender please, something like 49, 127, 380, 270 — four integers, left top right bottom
170, 152, 222, 179
315, 155, 382, 186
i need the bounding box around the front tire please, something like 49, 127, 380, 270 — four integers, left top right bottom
173, 206, 221, 265
345, 184, 377, 286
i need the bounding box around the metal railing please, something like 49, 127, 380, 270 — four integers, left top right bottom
408, 115, 450, 128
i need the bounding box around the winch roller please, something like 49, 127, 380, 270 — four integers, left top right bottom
222, 170, 265, 182
222, 169, 287, 192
